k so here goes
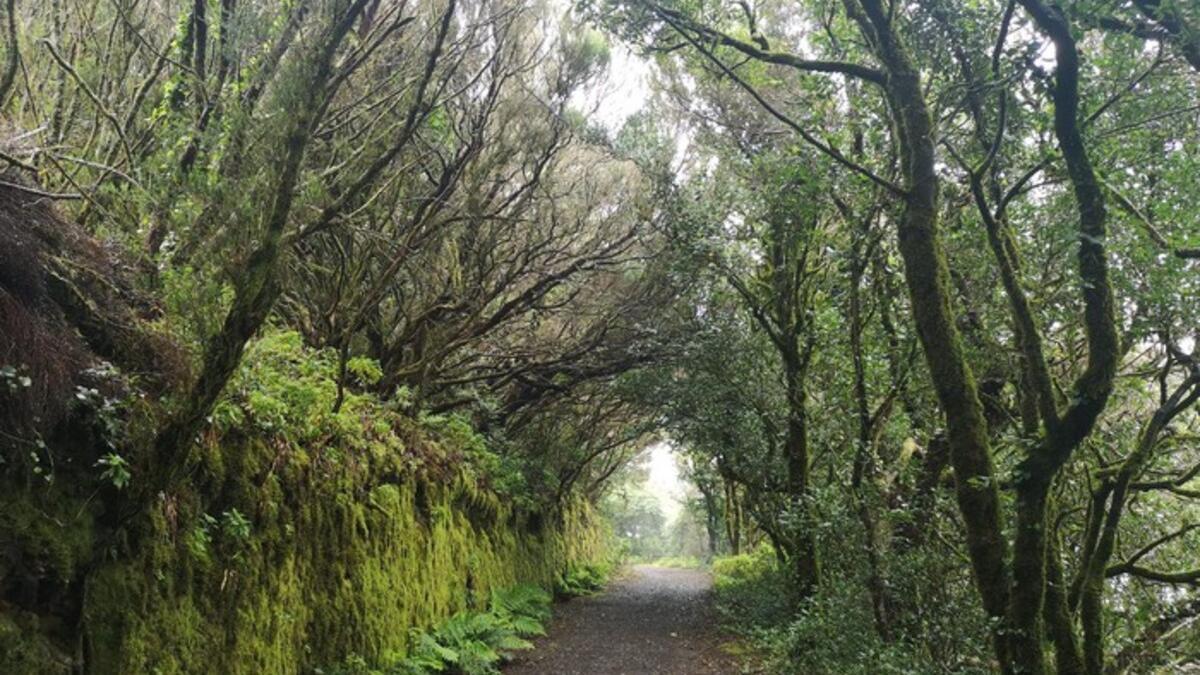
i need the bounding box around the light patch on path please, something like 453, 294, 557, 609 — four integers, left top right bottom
504, 565, 736, 675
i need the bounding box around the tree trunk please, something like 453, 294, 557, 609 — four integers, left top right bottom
724, 479, 742, 555
147, 0, 370, 495
783, 352, 818, 596
848, 0, 1012, 663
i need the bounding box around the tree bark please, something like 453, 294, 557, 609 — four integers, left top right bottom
148, 0, 371, 494
847, 0, 1012, 663
0, 0, 17, 107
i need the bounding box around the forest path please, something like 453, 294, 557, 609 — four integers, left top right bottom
504, 565, 738, 675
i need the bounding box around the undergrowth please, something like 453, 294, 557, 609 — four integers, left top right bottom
711, 543, 991, 675
319, 585, 552, 675
554, 561, 613, 597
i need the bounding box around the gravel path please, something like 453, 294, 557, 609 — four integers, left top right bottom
504, 565, 737, 675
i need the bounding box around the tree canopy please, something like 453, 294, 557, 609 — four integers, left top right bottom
1, 0, 1198, 672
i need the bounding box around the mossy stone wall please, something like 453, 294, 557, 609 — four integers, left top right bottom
82, 474, 605, 674
2, 333, 609, 673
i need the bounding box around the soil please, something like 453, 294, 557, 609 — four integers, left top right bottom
504, 565, 739, 675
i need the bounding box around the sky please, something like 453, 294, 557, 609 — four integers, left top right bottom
577, 40, 652, 131
643, 441, 686, 524
569, 29, 689, 527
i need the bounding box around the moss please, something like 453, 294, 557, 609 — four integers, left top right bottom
77, 438, 609, 675
0, 490, 94, 584
0, 613, 70, 674
3, 332, 612, 673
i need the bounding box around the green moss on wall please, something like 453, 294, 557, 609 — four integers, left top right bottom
77, 446, 607, 675
1, 332, 610, 674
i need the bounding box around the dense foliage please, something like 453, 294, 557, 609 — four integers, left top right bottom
586, 0, 1200, 672
0, 0, 645, 671
1, 0, 1199, 673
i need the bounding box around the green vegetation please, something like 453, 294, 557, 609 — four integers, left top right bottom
554, 561, 614, 598
1, 1, 656, 671
590, 0, 1200, 672
2, 327, 612, 673
2, 0, 1200, 672
322, 585, 554, 675
710, 536, 992, 674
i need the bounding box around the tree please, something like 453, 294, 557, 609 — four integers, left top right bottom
591, 0, 1200, 670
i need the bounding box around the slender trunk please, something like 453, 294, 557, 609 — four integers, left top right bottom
0, 0, 17, 107
192, 0, 208, 79
724, 479, 741, 555
784, 353, 818, 595
1079, 371, 1200, 673
731, 482, 739, 555
848, 244, 894, 641
1044, 532, 1086, 674
702, 486, 722, 560
849, 0, 1012, 662
177, 0, 239, 177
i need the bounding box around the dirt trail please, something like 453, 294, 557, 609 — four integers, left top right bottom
504, 565, 737, 675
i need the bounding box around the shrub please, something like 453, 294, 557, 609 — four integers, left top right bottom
320, 583, 553, 675
711, 544, 793, 630
711, 539, 992, 675
554, 561, 611, 597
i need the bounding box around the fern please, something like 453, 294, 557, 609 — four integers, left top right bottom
432, 613, 509, 675
555, 562, 610, 597
407, 631, 458, 671
329, 583, 553, 675
490, 584, 551, 635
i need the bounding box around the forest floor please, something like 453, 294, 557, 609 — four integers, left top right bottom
504, 565, 739, 675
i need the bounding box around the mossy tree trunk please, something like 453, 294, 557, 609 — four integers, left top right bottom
782, 347, 819, 595
148, 0, 373, 495
1003, 3, 1119, 672
844, 0, 1014, 662
0, 0, 17, 107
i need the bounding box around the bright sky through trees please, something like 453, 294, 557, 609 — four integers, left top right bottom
644, 441, 686, 524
